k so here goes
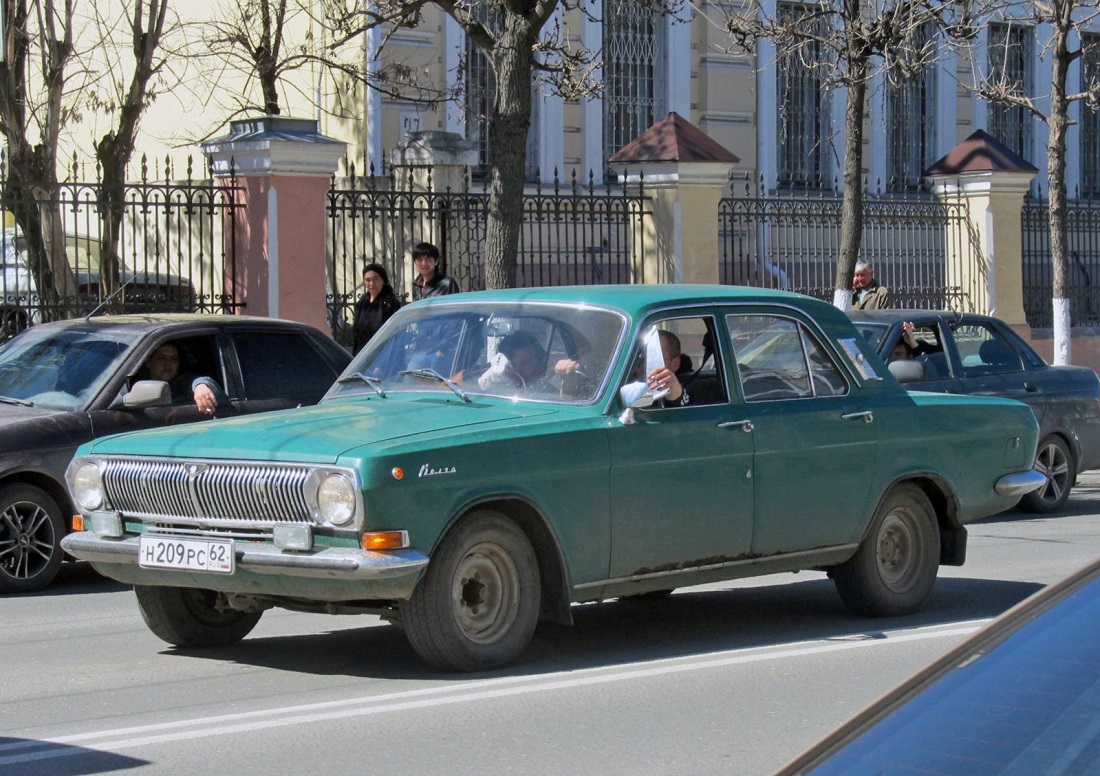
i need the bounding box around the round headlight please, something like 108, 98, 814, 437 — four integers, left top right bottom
72, 463, 105, 511
317, 473, 356, 526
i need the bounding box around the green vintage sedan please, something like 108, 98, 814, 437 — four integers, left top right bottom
61, 286, 1044, 671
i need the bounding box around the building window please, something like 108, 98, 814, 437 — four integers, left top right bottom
1083, 33, 1100, 199
987, 22, 1034, 162
603, 0, 665, 174
465, 2, 539, 181
887, 23, 937, 192
777, 4, 832, 190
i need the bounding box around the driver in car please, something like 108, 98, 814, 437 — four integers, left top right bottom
477, 331, 581, 392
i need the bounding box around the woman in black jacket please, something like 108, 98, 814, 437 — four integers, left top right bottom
351, 263, 401, 353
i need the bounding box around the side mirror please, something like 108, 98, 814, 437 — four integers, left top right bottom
888, 359, 926, 384
619, 381, 655, 408
121, 379, 172, 408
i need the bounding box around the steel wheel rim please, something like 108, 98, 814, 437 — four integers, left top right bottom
0, 500, 55, 581
1034, 442, 1070, 505
875, 511, 923, 592
451, 542, 520, 645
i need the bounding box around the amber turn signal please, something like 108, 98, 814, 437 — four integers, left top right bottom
362, 530, 409, 551
72, 514, 85, 532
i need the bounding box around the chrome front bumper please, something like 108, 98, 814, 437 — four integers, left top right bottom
61, 532, 429, 601
995, 469, 1048, 497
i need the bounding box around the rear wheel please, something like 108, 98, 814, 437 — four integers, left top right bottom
134, 586, 262, 647
1019, 435, 1075, 514
0, 484, 66, 594
833, 484, 939, 617
403, 511, 540, 671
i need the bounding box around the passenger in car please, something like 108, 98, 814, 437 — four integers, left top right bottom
646, 331, 690, 406
141, 343, 227, 415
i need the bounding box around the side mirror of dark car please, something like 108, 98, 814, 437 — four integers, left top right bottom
888, 359, 926, 384
120, 379, 172, 409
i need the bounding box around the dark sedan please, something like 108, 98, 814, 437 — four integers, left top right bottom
0, 314, 351, 593
849, 310, 1100, 513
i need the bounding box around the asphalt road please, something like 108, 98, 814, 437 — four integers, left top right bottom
4, 474, 1100, 776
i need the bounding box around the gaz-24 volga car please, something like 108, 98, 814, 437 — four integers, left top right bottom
62, 286, 1045, 671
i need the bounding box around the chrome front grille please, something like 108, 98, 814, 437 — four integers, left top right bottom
102, 457, 314, 526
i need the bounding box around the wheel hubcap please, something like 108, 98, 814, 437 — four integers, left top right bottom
0, 501, 54, 581
876, 513, 918, 590
1034, 442, 1070, 504
452, 543, 520, 645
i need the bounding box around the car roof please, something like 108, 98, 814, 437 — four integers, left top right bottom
846, 309, 991, 325
25, 313, 320, 336
410, 284, 827, 312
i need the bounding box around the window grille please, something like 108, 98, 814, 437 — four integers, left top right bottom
1083, 33, 1100, 199
987, 23, 1034, 162
603, 0, 666, 175
887, 23, 937, 192
776, 4, 832, 190
465, 2, 539, 181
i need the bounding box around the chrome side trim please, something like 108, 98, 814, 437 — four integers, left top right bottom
573, 544, 860, 590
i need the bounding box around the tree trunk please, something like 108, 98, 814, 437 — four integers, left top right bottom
833, 61, 868, 310
482, 15, 535, 290
1047, 4, 1071, 365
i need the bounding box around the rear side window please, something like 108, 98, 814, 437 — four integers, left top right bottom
233, 332, 339, 403
954, 323, 1023, 377
727, 314, 848, 401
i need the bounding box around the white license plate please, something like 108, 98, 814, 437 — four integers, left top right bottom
139, 535, 235, 574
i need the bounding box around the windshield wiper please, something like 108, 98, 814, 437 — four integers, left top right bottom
0, 395, 34, 407
399, 368, 471, 403
337, 371, 387, 398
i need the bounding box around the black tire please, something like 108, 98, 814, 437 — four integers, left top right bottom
0, 484, 66, 594
134, 586, 262, 647
403, 511, 540, 672
1019, 435, 1075, 514
833, 484, 940, 617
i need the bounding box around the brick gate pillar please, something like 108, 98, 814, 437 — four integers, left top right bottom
203, 116, 346, 332
926, 130, 1038, 326
608, 112, 738, 285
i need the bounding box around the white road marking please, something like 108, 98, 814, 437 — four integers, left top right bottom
1, 620, 988, 765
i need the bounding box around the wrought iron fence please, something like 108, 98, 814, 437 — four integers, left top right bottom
719, 176, 977, 310
0, 152, 241, 338
327, 165, 652, 345
1021, 191, 1100, 328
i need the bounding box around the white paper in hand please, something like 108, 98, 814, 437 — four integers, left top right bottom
643, 326, 669, 401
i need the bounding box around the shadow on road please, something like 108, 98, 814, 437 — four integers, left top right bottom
163, 574, 1042, 681
0, 737, 147, 775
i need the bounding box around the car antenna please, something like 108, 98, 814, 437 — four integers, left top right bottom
85, 275, 137, 321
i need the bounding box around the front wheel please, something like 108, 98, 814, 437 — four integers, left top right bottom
833, 484, 940, 617
0, 484, 66, 594
134, 586, 262, 647
1019, 435, 1075, 514
403, 511, 540, 671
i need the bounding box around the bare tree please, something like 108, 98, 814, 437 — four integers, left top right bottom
91, 0, 173, 304
0, 0, 81, 321
966, 3, 1100, 364
723, 0, 968, 309
325, 0, 678, 290
181, 0, 457, 129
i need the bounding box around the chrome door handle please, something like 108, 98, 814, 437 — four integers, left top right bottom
718, 420, 754, 432
841, 411, 874, 423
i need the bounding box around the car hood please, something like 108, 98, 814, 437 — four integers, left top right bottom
82, 395, 563, 463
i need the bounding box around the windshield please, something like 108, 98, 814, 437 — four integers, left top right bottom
0, 325, 138, 409
327, 301, 627, 404
849, 320, 888, 352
